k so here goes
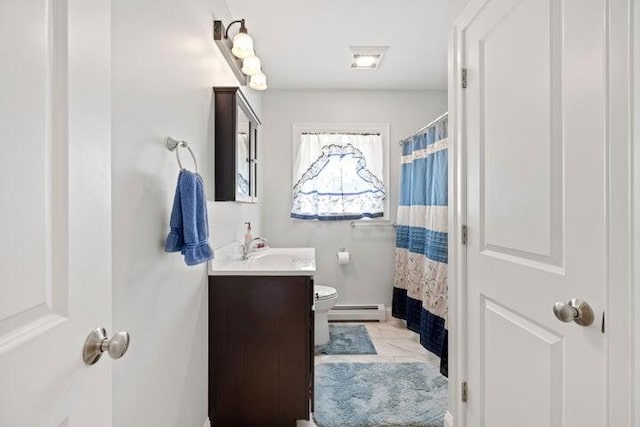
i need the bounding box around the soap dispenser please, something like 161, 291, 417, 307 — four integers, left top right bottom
244, 222, 253, 245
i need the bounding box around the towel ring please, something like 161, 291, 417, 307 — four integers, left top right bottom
167, 137, 198, 173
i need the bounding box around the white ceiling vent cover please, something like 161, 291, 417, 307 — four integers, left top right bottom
350, 46, 389, 70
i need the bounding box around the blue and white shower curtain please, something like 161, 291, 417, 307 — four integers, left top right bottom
392, 114, 448, 376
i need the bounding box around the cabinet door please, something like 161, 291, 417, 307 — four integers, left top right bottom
208, 276, 311, 426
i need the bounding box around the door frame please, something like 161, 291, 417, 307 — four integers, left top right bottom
447, 1, 635, 426
634, 0, 640, 425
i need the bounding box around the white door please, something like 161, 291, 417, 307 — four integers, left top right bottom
0, 0, 113, 426
463, 0, 610, 426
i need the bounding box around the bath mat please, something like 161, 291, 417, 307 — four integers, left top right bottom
314, 362, 448, 427
318, 324, 377, 355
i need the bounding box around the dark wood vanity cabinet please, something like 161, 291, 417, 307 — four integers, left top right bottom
208, 276, 314, 426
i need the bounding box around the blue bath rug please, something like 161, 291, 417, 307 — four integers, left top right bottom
314, 362, 448, 427
318, 324, 377, 355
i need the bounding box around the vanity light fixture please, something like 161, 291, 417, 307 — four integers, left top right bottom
249, 72, 267, 91
226, 19, 254, 58
349, 46, 389, 70
213, 19, 268, 90
241, 56, 262, 76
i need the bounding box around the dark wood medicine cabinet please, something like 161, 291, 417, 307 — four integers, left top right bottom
213, 87, 261, 203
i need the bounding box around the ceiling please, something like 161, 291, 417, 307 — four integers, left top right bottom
225, 0, 448, 90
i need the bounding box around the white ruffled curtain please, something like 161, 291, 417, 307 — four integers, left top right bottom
291, 133, 386, 220
293, 133, 384, 183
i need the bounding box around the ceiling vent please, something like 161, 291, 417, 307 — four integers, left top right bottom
349, 46, 389, 70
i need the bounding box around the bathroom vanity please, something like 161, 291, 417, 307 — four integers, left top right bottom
208, 248, 316, 426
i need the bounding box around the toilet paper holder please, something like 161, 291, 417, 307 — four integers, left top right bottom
337, 248, 350, 265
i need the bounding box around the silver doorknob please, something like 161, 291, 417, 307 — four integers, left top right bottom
83, 328, 130, 365
553, 299, 594, 327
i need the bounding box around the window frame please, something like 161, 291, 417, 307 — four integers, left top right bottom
291, 123, 391, 220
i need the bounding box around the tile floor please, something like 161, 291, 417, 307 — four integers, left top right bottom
298, 319, 442, 427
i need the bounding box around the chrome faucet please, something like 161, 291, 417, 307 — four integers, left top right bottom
241, 237, 268, 260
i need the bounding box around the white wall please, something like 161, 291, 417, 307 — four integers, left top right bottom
634, 0, 640, 424
111, 1, 261, 426
261, 90, 447, 307
448, 0, 471, 25
208, 89, 263, 248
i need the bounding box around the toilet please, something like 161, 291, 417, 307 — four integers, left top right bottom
314, 285, 338, 346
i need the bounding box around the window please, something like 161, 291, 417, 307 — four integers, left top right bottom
291, 124, 389, 221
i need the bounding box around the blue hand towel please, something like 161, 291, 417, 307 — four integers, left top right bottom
165, 170, 214, 266
165, 173, 185, 252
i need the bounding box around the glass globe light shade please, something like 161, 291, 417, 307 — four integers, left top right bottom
241, 56, 262, 76
249, 72, 267, 91
231, 32, 254, 59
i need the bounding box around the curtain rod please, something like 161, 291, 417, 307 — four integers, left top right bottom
399, 111, 448, 145
302, 132, 381, 136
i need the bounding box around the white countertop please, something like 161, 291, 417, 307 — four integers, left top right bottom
208, 246, 316, 276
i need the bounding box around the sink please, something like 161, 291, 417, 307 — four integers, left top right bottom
248, 249, 307, 267
209, 246, 316, 276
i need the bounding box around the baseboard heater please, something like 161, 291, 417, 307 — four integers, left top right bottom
328, 304, 386, 322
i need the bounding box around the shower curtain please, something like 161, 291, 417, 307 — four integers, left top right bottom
392, 114, 448, 377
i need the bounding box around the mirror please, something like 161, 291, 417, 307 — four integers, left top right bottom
236, 106, 251, 200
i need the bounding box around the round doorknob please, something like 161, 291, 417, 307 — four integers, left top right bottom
553, 302, 578, 322
553, 299, 594, 327
107, 331, 130, 359
83, 328, 130, 365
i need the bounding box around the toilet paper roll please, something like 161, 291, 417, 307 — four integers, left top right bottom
337, 250, 350, 265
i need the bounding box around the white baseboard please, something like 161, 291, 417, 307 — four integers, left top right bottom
327, 304, 386, 321
203, 418, 210, 427
444, 411, 454, 427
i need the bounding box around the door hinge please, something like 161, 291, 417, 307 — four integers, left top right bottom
461, 225, 468, 245
461, 68, 468, 89
461, 381, 468, 402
